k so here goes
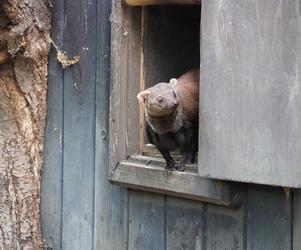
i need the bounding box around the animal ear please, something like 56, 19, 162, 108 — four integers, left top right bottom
137, 90, 150, 106
169, 78, 177, 88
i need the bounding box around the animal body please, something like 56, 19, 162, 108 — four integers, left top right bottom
137, 69, 199, 171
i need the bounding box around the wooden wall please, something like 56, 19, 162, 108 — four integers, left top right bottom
41, 0, 301, 249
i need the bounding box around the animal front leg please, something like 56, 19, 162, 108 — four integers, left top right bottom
175, 151, 195, 171
146, 125, 176, 171
175, 128, 198, 171
156, 140, 176, 170
152, 134, 176, 171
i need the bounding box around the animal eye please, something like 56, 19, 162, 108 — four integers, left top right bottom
172, 91, 176, 98
157, 96, 163, 103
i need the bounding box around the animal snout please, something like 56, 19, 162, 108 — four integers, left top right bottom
172, 99, 179, 106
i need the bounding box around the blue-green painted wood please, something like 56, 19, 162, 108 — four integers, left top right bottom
61, 0, 97, 248
128, 190, 165, 250
204, 185, 247, 249
166, 197, 205, 250
205, 203, 245, 249
40, 0, 64, 248
93, 0, 128, 249
246, 186, 292, 250
293, 190, 301, 250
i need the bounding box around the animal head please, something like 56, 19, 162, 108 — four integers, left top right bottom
137, 78, 179, 117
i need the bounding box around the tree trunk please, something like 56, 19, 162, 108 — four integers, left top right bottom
0, 0, 50, 249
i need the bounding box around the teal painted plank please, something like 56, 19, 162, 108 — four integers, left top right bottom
41, 0, 64, 248
62, 0, 97, 248
166, 197, 205, 250
93, 1, 128, 249
246, 186, 292, 250
293, 190, 301, 250
205, 203, 245, 250
128, 190, 165, 250
205, 184, 246, 250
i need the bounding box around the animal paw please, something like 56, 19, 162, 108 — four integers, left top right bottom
165, 161, 176, 171
175, 161, 186, 171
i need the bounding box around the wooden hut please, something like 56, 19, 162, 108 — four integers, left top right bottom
41, 0, 301, 249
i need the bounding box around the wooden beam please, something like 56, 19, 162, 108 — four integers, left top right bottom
110, 156, 242, 207
126, 0, 200, 5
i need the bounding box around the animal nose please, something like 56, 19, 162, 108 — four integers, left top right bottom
157, 96, 163, 103
173, 99, 179, 106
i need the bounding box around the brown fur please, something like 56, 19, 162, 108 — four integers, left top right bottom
176, 69, 199, 123
137, 69, 199, 135
137, 69, 200, 170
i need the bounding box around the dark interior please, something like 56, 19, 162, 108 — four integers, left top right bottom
141, 5, 200, 151
143, 5, 201, 88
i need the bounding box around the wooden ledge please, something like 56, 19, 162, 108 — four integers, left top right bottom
110, 155, 242, 207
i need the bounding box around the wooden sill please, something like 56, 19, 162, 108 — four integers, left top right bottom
109, 155, 242, 207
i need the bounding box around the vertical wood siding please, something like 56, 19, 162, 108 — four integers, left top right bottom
94, 0, 128, 249
41, 0, 64, 248
42, 0, 301, 249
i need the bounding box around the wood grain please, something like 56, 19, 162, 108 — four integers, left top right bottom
205, 204, 245, 250
205, 185, 247, 250
109, 1, 142, 176
246, 186, 292, 250
40, 0, 64, 248
128, 190, 165, 250
93, 1, 129, 249
111, 156, 241, 207
61, 0, 97, 248
199, 0, 301, 187
166, 197, 205, 250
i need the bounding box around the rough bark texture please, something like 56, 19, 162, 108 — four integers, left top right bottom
0, 0, 50, 249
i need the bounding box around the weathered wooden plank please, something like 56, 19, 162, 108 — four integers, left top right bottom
93, 0, 128, 249
246, 186, 292, 250
109, 0, 127, 177
205, 188, 246, 250
166, 197, 205, 250
40, 0, 64, 248
111, 156, 241, 207
293, 190, 301, 250
128, 190, 165, 250
61, 0, 97, 248
109, 2, 142, 176
127, 6, 144, 158
199, 0, 301, 187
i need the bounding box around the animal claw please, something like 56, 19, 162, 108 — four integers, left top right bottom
165, 161, 176, 175
175, 161, 186, 171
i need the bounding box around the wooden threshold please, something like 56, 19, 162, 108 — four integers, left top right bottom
110, 155, 242, 207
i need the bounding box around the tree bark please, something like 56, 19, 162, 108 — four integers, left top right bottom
0, 0, 50, 249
